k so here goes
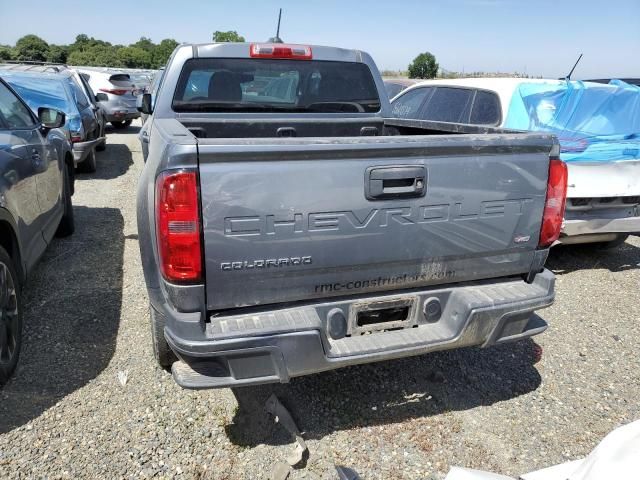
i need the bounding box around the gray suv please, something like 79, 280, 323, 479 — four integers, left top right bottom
0, 78, 74, 384
76, 68, 140, 128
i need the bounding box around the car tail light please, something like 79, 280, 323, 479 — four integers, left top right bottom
100, 88, 128, 95
249, 43, 312, 60
538, 158, 568, 247
69, 131, 82, 143
156, 170, 202, 282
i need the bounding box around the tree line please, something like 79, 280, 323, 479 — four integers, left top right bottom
0, 34, 179, 69
0, 31, 252, 69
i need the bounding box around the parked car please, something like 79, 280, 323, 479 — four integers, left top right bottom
0, 68, 105, 173
383, 78, 418, 99
137, 42, 564, 389
70, 70, 107, 151
0, 77, 74, 384
0, 64, 107, 153
75, 68, 140, 129
391, 78, 640, 247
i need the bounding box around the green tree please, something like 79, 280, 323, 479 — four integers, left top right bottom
117, 46, 152, 68
408, 52, 439, 79
212, 30, 245, 42
46, 44, 68, 63
132, 36, 155, 52
0, 45, 13, 61
14, 34, 49, 62
153, 38, 179, 68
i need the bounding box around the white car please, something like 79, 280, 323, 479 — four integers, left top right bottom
73, 67, 141, 128
391, 78, 640, 247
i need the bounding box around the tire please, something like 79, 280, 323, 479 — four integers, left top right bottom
77, 148, 96, 174
111, 119, 132, 129
594, 234, 629, 250
149, 305, 177, 369
55, 165, 75, 237
0, 245, 22, 386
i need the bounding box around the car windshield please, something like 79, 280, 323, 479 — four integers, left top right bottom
173, 58, 380, 113
2, 74, 72, 114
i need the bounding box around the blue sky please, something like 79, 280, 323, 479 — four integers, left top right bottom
2, 0, 639, 78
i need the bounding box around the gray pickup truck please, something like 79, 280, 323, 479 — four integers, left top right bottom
137, 42, 567, 389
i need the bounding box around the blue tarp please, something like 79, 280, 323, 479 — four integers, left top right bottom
504, 79, 640, 163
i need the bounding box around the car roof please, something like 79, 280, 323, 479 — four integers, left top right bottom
0, 63, 73, 76
0, 70, 76, 115
0, 69, 73, 83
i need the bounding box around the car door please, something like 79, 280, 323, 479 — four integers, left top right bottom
69, 79, 99, 140
0, 79, 49, 272
77, 73, 105, 135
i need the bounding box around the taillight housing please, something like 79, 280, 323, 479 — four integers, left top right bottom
156, 170, 202, 282
538, 158, 568, 247
249, 43, 312, 60
100, 88, 128, 95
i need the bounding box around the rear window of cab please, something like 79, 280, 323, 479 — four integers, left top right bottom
172, 58, 381, 114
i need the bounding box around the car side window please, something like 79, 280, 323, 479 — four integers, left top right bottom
0, 81, 36, 129
470, 89, 501, 125
70, 80, 90, 109
391, 87, 432, 118
421, 87, 473, 123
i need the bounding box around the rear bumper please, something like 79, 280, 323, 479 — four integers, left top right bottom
164, 269, 555, 389
106, 112, 139, 122
102, 103, 140, 122
561, 206, 640, 238
72, 138, 104, 164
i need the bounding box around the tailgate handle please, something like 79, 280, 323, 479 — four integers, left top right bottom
365, 166, 426, 200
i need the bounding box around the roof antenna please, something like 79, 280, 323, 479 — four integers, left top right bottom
268, 8, 284, 43
565, 53, 583, 81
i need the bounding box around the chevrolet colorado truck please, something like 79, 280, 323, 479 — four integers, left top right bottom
137, 42, 566, 389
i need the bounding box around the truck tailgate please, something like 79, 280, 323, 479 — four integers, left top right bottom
197, 134, 554, 311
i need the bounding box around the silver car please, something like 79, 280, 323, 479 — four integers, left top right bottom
75, 68, 140, 129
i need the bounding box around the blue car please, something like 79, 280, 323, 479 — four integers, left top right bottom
0, 68, 105, 173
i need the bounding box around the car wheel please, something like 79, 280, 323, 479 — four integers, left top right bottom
0, 245, 22, 386
111, 120, 131, 129
55, 165, 75, 237
150, 305, 177, 369
77, 148, 97, 174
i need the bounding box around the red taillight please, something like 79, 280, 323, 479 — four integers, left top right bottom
249, 43, 312, 60
538, 158, 568, 247
100, 88, 128, 95
156, 170, 202, 282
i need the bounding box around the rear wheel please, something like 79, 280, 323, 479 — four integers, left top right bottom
56, 164, 75, 237
0, 245, 22, 385
77, 148, 96, 174
150, 305, 177, 369
111, 119, 132, 129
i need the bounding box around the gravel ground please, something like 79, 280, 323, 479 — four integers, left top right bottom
1, 122, 639, 479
